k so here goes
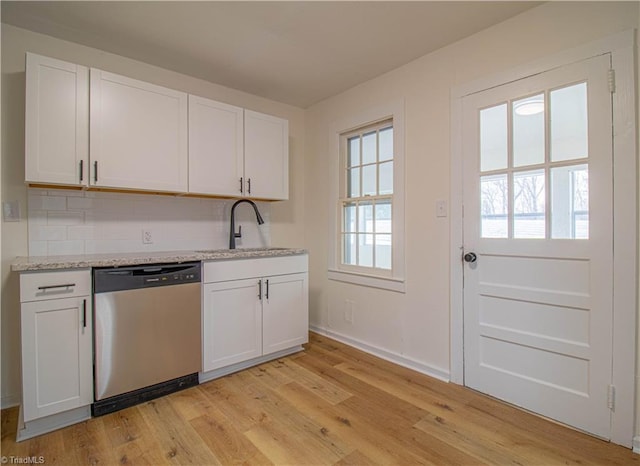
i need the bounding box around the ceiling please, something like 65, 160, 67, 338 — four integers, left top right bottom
1, 1, 541, 108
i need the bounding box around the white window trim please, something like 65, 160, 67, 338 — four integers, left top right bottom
328, 99, 405, 293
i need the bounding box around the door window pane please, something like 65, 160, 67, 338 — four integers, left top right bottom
513, 94, 545, 167
551, 164, 588, 239
480, 104, 508, 172
513, 170, 545, 238
550, 83, 588, 162
481, 174, 508, 238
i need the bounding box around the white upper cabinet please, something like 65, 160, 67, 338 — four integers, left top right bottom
244, 110, 289, 200
188, 95, 244, 196
188, 100, 289, 200
25, 53, 89, 186
90, 69, 188, 192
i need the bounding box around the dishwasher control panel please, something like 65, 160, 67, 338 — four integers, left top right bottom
94, 262, 201, 293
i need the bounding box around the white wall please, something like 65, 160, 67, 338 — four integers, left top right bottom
305, 0, 638, 401
0, 24, 305, 406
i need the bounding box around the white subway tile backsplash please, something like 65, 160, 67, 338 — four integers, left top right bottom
27, 189, 271, 256
48, 240, 85, 256
47, 211, 84, 226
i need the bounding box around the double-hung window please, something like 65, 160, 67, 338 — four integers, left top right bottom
329, 101, 405, 292
339, 120, 394, 274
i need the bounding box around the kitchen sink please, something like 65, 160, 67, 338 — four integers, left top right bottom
194, 247, 289, 254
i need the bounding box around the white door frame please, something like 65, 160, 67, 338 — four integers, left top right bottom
449, 29, 637, 447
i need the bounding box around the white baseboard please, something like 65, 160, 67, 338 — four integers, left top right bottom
633, 436, 640, 454
1, 394, 21, 410
309, 325, 450, 382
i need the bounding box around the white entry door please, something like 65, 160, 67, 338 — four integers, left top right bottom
462, 54, 613, 439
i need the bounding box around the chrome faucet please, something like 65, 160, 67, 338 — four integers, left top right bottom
229, 199, 264, 249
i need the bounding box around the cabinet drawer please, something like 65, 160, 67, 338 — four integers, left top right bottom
20, 269, 91, 303
204, 255, 308, 283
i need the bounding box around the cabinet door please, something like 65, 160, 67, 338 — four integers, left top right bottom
25, 53, 89, 186
188, 95, 244, 196
262, 273, 308, 355
21, 296, 92, 422
203, 279, 262, 372
244, 110, 289, 200
90, 69, 188, 192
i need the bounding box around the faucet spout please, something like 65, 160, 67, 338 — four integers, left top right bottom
229, 199, 264, 249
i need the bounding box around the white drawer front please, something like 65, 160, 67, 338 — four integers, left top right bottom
20, 269, 91, 303
204, 255, 308, 283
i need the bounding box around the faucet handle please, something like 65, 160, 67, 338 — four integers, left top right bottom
234, 225, 242, 239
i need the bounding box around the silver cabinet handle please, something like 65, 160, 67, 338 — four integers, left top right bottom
94, 161, 98, 183
265, 279, 269, 300
240, 177, 244, 194
37, 283, 76, 290
258, 279, 262, 300
247, 178, 252, 194
79, 160, 84, 183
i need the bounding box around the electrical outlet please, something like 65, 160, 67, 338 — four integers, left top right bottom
142, 229, 153, 244
344, 300, 354, 324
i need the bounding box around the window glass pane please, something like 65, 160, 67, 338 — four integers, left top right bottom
551, 164, 588, 239
513, 94, 545, 167
348, 137, 360, 167
379, 161, 393, 195
343, 234, 357, 265
362, 165, 376, 196
362, 131, 377, 164
550, 83, 588, 162
379, 127, 393, 161
359, 202, 373, 233
348, 167, 360, 198
375, 234, 392, 269
480, 104, 508, 172
375, 200, 392, 234
343, 202, 356, 233
481, 174, 508, 238
513, 169, 545, 238
359, 234, 373, 267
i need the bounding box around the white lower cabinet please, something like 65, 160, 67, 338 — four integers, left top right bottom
202, 255, 308, 373
19, 270, 93, 436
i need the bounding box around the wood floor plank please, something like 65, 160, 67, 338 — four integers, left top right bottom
101, 406, 169, 465
136, 396, 216, 465
2, 332, 637, 465
275, 380, 423, 465
190, 411, 272, 466
252, 357, 353, 405
225, 369, 355, 463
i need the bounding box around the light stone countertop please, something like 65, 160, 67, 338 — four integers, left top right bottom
11, 248, 308, 272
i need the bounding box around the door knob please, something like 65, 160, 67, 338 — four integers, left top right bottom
464, 252, 477, 263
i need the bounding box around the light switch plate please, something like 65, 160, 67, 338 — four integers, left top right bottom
436, 199, 448, 218
3, 200, 20, 222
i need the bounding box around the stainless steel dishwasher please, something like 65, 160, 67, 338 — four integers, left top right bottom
92, 262, 201, 416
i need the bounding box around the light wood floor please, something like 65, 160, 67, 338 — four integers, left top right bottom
2, 332, 638, 465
